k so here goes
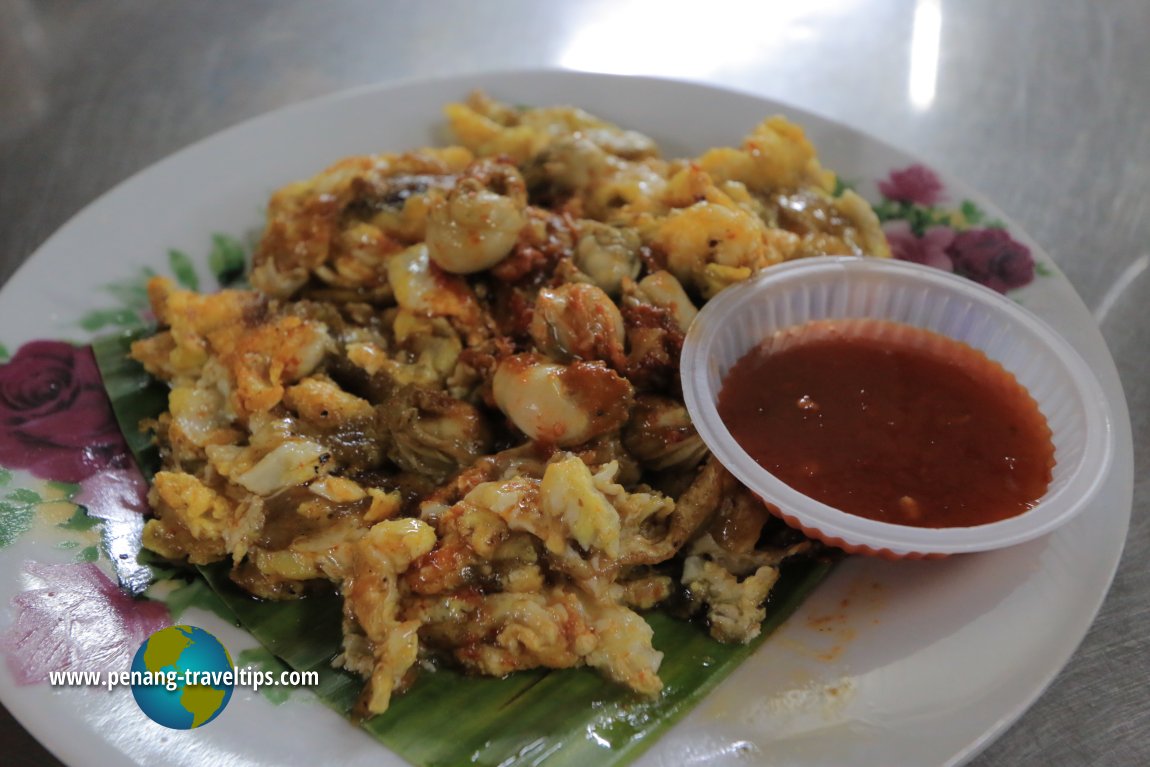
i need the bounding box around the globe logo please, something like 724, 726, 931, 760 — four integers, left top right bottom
130, 625, 235, 729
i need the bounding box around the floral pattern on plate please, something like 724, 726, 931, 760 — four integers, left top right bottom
0, 235, 248, 685
875, 163, 1043, 293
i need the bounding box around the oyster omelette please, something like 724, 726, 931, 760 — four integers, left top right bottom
129, 92, 889, 715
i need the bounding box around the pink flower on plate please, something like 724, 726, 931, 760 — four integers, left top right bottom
0, 562, 169, 685
946, 228, 1036, 293
78, 468, 154, 594
77, 468, 150, 522
878, 164, 946, 206
884, 220, 957, 271
0, 341, 132, 483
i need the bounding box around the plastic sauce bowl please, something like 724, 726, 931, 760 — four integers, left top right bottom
680, 257, 1114, 558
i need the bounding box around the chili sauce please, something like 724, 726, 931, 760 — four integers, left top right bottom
717, 319, 1054, 528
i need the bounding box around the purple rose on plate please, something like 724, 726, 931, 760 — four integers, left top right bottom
0, 341, 131, 483
884, 220, 956, 271
946, 228, 1035, 293
878, 164, 946, 206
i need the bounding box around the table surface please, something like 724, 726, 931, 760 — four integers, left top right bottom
1, 1, 1146, 765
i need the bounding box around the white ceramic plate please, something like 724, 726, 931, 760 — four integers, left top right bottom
0, 71, 1133, 767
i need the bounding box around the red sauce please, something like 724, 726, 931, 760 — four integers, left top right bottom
717, 319, 1054, 528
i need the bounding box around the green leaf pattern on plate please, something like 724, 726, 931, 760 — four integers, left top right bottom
876, 163, 1040, 293
168, 249, 201, 291
74, 234, 250, 332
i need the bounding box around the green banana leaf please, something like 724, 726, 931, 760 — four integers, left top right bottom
92, 331, 168, 479
92, 329, 836, 767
